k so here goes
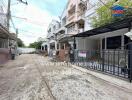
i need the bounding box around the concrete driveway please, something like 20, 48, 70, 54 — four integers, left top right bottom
0, 54, 131, 100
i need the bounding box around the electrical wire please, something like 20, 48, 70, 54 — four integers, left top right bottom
10, 17, 16, 31
0, 0, 7, 11
10, 26, 43, 38
98, 0, 114, 9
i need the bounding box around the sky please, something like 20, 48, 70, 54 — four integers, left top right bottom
1, 0, 100, 46
9, 0, 68, 46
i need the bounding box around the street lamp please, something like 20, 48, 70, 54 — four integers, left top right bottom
17, 0, 28, 5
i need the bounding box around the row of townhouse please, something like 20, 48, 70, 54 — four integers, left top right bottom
0, 3, 17, 64
42, 0, 132, 61
42, 0, 96, 59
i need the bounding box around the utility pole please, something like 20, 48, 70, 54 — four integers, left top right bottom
16, 28, 18, 37
7, 0, 11, 31
16, 28, 18, 48
6, 0, 28, 31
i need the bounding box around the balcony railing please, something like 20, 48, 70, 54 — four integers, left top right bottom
68, 14, 75, 22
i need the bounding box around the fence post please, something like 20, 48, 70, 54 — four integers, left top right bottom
128, 43, 132, 82
113, 50, 115, 75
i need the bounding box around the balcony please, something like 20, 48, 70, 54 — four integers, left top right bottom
77, 11, 85, 21
67, 14, 75, 23
77, 0, 87, 21
78, 0, 87, 8
57, 33, 64, 40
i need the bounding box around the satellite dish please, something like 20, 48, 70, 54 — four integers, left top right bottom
125, 29, 132, 40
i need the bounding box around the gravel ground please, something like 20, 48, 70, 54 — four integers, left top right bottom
0, 54, 132, 100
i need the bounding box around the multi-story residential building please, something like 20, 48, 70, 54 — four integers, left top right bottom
56, 4, 67, 50
46, 20, 60, 56
44, 0, 91, 59
56, 0, 88, 51
76, 0, 98, 51
76, 0, 131, 52
45, 0, 131, 61
65, 0, 87, 39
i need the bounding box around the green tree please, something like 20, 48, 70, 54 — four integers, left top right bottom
28, 41, 43, 49
91, 0, 132, 28
17, 38, 25, 47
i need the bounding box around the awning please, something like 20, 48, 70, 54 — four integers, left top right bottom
0, 24, 17, 40
59, 34, 74, 42
73, 17, 132, 37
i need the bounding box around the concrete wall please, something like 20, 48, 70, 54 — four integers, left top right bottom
47, 20, 60, 38
76, 37, 99, 50
84, 7, 96, 31
0, 38, 9, 48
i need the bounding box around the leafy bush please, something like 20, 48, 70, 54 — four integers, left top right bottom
91, 0, 132, 28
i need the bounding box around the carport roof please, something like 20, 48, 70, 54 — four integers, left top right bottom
0, 23, 17, 40
73, 17, 132, 37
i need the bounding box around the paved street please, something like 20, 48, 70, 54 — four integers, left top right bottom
0, 54, 132, 100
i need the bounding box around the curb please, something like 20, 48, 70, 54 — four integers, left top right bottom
72, 64, 132, 93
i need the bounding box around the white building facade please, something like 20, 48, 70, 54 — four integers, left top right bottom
46, 20, 60, 56
44, 0, 131, 60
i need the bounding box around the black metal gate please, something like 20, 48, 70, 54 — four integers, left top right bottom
72, 50, 132, 82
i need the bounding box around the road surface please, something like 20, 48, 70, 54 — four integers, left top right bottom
0, 54, 131, 100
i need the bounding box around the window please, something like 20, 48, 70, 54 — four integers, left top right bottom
102, 38, 105, 50
107, 36, 121, 49
124, 36, 130, 49
68, 6, 75, 16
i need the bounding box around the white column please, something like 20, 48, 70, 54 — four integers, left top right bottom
7, 38, 10, 48
75, 23, 78, 33
66, 28, 68, 34
2, 40, 4, 48
100, 38, 103, 58
47, 43, 50, 55
100, 38, 102, 51
41, 46, 42, 51
44, 45, 45, 51
121, 35, 124, 50
55, 41, 57, 50
59, 43, 61, 50
76, 38, 78, 50
105, 37, 107, 50
83, 38, 86, 50
64, 43, 66, 50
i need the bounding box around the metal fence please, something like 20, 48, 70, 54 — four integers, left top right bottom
72, 50, 132, 82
